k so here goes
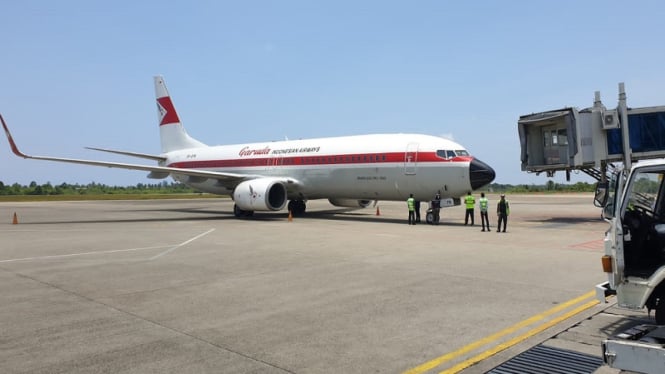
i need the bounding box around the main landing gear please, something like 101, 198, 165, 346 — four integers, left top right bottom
287, 200, 306, 216
233, 204, 254, 218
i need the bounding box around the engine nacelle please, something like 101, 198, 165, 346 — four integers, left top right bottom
328, 199, 373, 208
233, 178, 287, 211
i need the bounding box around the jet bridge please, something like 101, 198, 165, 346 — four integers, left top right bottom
518, 83, 665, 181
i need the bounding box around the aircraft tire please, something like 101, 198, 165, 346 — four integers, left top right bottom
233, 204, 254, 218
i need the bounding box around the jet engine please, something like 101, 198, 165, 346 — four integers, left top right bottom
328, 199, 374, 208
233, 178, 287, 211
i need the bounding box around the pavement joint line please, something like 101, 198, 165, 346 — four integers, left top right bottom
149, 228, 215, 260
0, 245, 171, 263
402, 290, 597, 374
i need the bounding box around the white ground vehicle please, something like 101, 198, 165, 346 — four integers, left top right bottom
595, 160, 665, 372
596, 159, 665, 323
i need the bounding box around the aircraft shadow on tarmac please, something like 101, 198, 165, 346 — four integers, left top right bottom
19, 207, 465, 226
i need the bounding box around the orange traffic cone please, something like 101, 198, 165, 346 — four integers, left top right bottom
376, 206, 380, 216
288, 210, 293, 222
12, 212, 18, 224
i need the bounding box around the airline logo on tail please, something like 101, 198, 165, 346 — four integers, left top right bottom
156, 96, 180, 126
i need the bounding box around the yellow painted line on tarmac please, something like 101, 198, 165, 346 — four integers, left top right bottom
440, 299, 599, 374
403, 291, 596, 374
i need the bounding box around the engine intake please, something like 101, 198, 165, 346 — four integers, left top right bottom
233, 178, 287, 211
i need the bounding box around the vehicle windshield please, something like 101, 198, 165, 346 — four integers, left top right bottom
624, 170, 664, 219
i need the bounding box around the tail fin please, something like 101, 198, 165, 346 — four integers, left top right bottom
154, 76, 207, 153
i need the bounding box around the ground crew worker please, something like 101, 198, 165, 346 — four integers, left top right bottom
415, 200, 421, 223
464, 191, 475, 225
497, 194, 510, 232
432, 191, 441, 225
407, 194, 416, 225
479, 192, 490, 232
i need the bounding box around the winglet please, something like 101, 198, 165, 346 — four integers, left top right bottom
1, 114, 30, 159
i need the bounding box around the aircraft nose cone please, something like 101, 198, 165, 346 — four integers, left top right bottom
470, 158, 496, 190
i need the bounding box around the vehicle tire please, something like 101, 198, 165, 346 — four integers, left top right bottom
426, 212, 433, 224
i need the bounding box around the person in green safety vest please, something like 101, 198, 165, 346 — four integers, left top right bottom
497, 194, 510, 232
464, 191, 475, 225
479, 192, 490, 232
407, 193, 416, 225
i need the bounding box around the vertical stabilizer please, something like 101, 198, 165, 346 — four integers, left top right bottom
154, 76, 207, 152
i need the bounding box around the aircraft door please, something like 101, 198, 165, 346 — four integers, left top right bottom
405, 143, 418, 175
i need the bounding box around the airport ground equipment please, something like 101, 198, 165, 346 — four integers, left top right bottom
595, 160, 665, 372
518, 83, 665, 182
424, 197, 458, 224
601, 324, 665, 373
520, 83, 665, 371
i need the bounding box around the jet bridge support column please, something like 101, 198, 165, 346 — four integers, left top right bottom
618, 83, 632, 171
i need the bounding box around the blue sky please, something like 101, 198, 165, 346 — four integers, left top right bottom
1, 1, 663, 186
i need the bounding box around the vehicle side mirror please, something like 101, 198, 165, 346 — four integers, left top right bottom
594, 182, 609, 208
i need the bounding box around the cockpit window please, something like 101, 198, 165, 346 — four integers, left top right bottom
437, 149, 470, 159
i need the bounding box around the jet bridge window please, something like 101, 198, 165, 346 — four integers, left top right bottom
558, 129, 568, 145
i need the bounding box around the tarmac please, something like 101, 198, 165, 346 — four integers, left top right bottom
0, 194, 651, 373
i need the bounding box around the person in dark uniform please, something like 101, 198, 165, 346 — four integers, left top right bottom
497, 194, 510, 232
415, 200, 421, 223
432, 191, 441, 224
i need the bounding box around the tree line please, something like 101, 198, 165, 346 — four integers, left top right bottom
489, 181, 596, 193
0, 180, 597, 196
0, 181, 198, 195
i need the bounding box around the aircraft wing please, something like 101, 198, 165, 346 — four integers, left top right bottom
1, 114, 284, 185
85, 147, 167, 162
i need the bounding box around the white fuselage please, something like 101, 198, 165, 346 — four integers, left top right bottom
166, 133, 473, 202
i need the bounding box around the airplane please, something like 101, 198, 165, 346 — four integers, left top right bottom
2, 76, 496, 218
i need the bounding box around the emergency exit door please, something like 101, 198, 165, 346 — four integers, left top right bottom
405, 143, 418, 175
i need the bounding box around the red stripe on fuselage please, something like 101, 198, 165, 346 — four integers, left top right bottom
168, 152, 472, 169
157, 97, 181, 126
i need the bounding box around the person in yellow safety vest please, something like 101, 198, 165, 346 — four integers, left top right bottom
479, 192, 490, 232
464, 191, 475, 225
496, 194, 510, 232
407, 193, 416, 225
